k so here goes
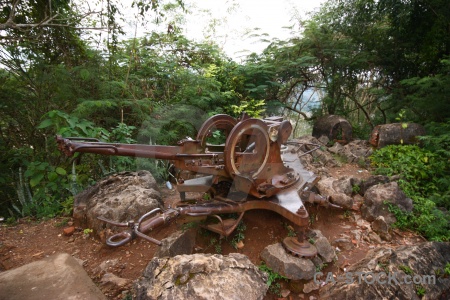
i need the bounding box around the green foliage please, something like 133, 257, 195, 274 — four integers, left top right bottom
445, 263, 450, 276
352, 184, 361, 194
258, 262, 288, 297
83, 228, 94, 235
415, 285, 426, 297
370, 145, 444, 197
316, 263, 328, 272
230, 221, 246, 249
283, 223, 296, 237
372, 145, 450, 241
399, 265, 413, 276
229, 99, 266, 118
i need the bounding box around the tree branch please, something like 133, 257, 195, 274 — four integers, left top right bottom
283, 105, 311, 121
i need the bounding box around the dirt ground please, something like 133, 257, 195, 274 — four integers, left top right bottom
0, 164, 424, 300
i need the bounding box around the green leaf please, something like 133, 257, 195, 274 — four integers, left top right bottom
37, 119, 54, 129
80, 69, 90, 80
35, 162, 49, 170
48, 171, 58, 182
55, 167, 67, 175
30, 173, 45, 187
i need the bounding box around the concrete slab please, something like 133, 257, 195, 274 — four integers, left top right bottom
0, 253, 106, 300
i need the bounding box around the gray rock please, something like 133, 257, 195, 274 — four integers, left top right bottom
332, 238, 354, 251
329, 193, 353, 210
361, 181, 413, 224
260, 243, 315, 280
311, 256, 324, 268
316, 177, 335, 197
359, 175, 390, 195
303, 280, 320, 294
314, 237, 336, 263
350, 229, 361, 242
371, 216, 392, 241
320, 242, 450, 300
96, 258, 120, 275
134, 253, 268, 300
332, 178, 354, 196
0, 253, 107, 300
100, 272, 130, 289
316, 177, 354, 209
342, 140, 373, 164
328, 142, 344, 154
155, 229, 196, 257
327, 140, 373, 165
294, 136, 339, 168
367, 231, 382, 244
308, 229, 325, 239
73, 171, 162, 241
318, 135, 330, 145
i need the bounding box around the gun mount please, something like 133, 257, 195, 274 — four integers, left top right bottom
56, 114, 339, 258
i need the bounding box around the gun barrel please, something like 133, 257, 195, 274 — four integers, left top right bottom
56, 135, 182, 160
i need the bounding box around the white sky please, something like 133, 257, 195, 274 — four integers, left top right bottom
121, 0, 326, 61
181, 0, 326, 60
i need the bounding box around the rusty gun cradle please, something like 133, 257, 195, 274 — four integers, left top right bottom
56, 114, 338, 257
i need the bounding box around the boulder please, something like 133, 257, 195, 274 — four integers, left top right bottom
371, 216, 392, 241
134, 253, 268, 300
332, 238, 354, 251
316, 177, 354, 209
260, 243, 315, 280
320, 242, 450, 299
359, 175, 390, 195
328, 140, 373, 165
294, 136, 339, 168
73, 171, 162, 240
333, 177, 362, 196
155, 229, 196, 258
0, 253, 106, 300
361, 182, 413, 224
307, 230, 336, 264
314, 237, 336, 263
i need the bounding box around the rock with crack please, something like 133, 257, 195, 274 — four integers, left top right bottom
155, 229, 196, 258
100, 273, 130, 293
73, 170, 162, 241
328, 140, 373, 165
361, 181, 413, 225
294, 136, 340, 170
371, 216, 392, 241
359, 175, 390, 195
134, 253, 268, 300
332, 238, 354, 251
308, 230, 336, 264
260, 243, 315, 280
316, 177, 354, 209
320, 242, 450, 299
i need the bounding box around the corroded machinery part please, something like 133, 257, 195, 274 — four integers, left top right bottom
196, 114, 237, 149
223, 118, 270, 179
282, 237, 318, 258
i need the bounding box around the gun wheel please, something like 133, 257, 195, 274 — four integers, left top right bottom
224, 118, 270, 179
196, 114, 237, 149
282, 237, 318, 258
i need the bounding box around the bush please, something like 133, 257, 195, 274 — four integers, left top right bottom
371, 144, 450, 241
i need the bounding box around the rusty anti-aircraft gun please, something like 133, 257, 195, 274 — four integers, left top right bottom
56, 114, 339, 258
